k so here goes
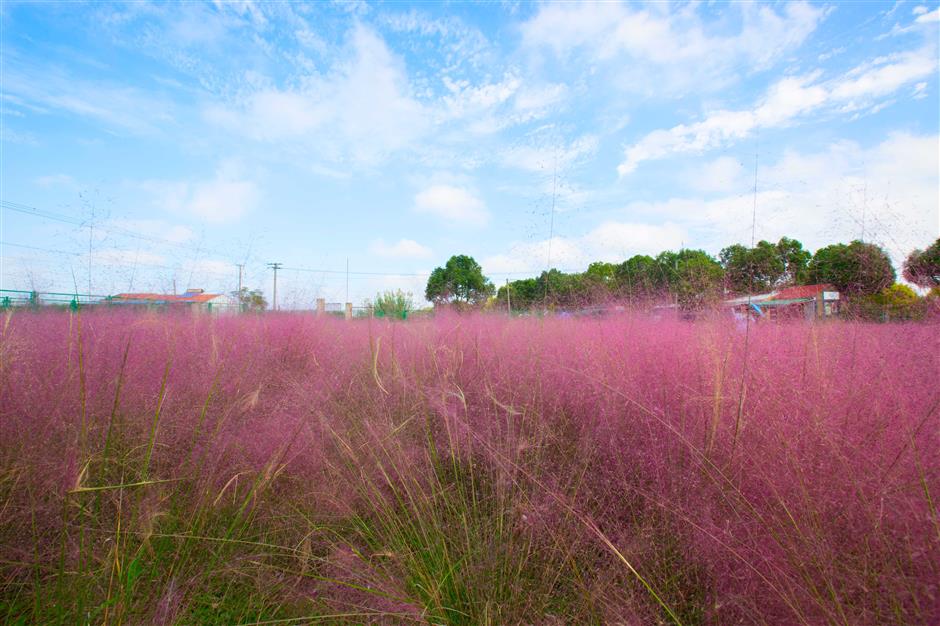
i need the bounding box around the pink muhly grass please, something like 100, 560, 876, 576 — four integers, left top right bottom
0, 308, 936, 624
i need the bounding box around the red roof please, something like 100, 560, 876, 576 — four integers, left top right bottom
112, 292, 221, 304
768, 284, 835, 301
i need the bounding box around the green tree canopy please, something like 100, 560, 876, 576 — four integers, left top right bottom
584, 261, 616, 284
666, 249, 725, 309
425, 255, 494, 307
903, 238, 940, 288
614, 255, 662, 299
853, 283, 925, 321
719, 237, 809, 294
497, 277, 540, 310
776, 237, 811, 285
808, 240, 896, 295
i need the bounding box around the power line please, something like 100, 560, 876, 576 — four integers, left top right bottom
281, 265, 428, 277
0, 241, 228, 276
0, 200, 234, 258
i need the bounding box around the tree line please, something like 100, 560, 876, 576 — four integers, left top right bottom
423, 237, 940, 319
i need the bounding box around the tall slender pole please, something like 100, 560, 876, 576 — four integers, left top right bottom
506, 278, 511, 315
544, 153, 558, 313
237, 264, 244, 294
267, 262, 282, 311
87, 201, 94, 297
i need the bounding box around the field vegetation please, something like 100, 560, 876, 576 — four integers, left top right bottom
0, 309, 937, 624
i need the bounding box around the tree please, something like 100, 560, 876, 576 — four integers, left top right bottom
615, 255, 662, 300
854, 283, 924, 321
903, 238, 940, 288
719, 237, 806, 294
497, 277, 540, 311
808, 240, 895, 295
776, 237, 811, 285
669, 249, 725, 309
584, 261, 616, 284
373, 289, 413, 319
538, 268, 586, 308
719, 244, 748, 292
232, 287, 267, 312
425, 255, 494, 307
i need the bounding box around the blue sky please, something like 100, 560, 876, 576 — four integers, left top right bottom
2, 1, 938, 306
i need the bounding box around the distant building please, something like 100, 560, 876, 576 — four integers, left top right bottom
724, 284, 840, 321
109, 288, 235, 312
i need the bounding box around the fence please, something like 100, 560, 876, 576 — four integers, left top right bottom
0, 289, 241, 313
0, 289, 110, 311
0, 291, 377, 318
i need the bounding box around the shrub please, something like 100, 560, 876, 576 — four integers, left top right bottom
0, 309, 936, 624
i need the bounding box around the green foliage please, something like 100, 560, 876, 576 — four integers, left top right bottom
232, 287, 267, 312
615, 254, 662, 299
776, 237, 812, 285
374, 289, 414, 319
903, 238, 940, 288
808, 240, 896, 295
425, 255, 494, 307
854, 283, 925, 321
719, 237, 809, 294
585, 261, 616, 284
657, 249, 725, 309
500, 250, 724, 311
539, 268, 587, 307
497, 277, 540, 310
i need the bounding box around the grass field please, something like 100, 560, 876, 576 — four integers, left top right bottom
1, 309, 937, 624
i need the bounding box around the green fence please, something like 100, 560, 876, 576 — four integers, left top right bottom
0, 289, 241, 313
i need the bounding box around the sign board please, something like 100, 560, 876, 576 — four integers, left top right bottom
823, 291, 839, 301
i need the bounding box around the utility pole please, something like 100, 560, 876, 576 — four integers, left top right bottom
236, 263, 244, 294
267, 262, 282, 311
506, 278, 511, 315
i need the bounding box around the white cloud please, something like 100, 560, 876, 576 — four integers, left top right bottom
514, 83, 567, 115
687, 156, 747, 194
435, 75, 570, 136
2, 56, 175, 135
501, 134, 599, 172
106, 219, 195, 244
831, 49, 938, 103
188, 178, 258, 222
485, 134, 938, 278
143, 165, 260, 223
309, 163, 353, 180
33, 174, 77, 188
483, 222, 685, 274
628, 133, 939, 265
521, 1, 825, 95
204, 24, 428, 164
915, 7, 939, 22
413, 185, 489, 226
89, 248, 167, 268
371, 238, 433, 259
618, 47, 938, 174
189, 258, 234, 277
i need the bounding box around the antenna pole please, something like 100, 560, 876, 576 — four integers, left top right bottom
267, 262, 283, 311
506, 278, 511, 315
544, 151, 558, 312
